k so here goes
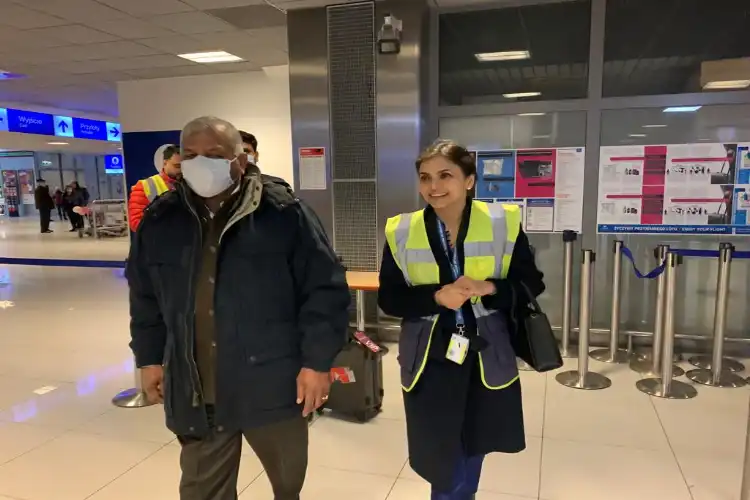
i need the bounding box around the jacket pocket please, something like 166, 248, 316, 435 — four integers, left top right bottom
397, 320, 425, 374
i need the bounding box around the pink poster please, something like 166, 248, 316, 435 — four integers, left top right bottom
515, 149, 556, 198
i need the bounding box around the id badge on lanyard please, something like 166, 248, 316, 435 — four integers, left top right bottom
438, 220, 469, 365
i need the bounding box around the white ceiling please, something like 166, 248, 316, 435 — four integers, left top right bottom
0, 0, 518, 117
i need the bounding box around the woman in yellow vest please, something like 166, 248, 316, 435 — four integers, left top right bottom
379, 140, 545, 499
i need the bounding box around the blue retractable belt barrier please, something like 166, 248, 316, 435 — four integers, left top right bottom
621, 246, 666, 279
0, 257, 126, 269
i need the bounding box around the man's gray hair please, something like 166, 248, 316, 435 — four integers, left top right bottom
180, 116, 244, 155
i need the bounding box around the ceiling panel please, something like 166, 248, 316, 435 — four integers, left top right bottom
183, 0, 267, 8
137, 35, 209, 53
123, 65, 219, 79
27, 25, 120, 44
151, 11, 237, 35
17, 0, 129, 22
96, 0, 196, 15
94, 54, 192, 71
88, 41, 162, 58
95, 17, 177, 39
207, 5, 287, 29
0, 4, 69, 29
0, 26, 68, 50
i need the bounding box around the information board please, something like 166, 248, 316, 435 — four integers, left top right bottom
473, 147, 586, 233
597, 142, 750, 235
0, 106, 120, 142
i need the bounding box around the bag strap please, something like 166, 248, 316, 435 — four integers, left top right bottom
517, 281, 543, 314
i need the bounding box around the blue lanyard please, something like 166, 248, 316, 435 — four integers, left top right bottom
437, 220, 465, 327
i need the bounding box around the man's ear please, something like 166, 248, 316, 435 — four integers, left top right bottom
236, 152, 249, 172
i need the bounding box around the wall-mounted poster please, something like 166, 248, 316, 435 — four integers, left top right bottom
597, 142, 750, 235
473, 147, 585, 233
17, 170, 34, 205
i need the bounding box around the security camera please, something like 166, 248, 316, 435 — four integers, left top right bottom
377, 13, 402, 55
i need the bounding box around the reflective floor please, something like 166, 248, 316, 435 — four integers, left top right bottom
0, 217, 128, 261
0, 256, 748, 499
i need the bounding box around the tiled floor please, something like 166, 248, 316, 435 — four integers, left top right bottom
0, 217, 128, 261
0, 260, 748, 499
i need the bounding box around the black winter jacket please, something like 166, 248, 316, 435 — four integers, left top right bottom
127, 172, 350, 437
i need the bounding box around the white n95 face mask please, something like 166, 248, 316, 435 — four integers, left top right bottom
181, 155, 235, 198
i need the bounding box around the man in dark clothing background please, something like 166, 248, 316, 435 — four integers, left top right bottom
127, 116, 350, 500
34, 178, 54, 234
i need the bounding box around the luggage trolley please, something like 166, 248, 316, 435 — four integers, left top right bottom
76, 200, 128, 238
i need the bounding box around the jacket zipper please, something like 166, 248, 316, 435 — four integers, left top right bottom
179, 184, 204, 408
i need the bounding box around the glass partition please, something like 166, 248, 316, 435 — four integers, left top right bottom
595, 104, 750, 337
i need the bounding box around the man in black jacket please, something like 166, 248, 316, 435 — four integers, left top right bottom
34, 178, 55, 234
127, 116, 350, 500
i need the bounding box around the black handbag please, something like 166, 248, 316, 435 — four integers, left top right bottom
511, 282, 563, 372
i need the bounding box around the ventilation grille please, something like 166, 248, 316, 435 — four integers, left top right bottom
328, 2, 378, 272
333, 181, 378, 271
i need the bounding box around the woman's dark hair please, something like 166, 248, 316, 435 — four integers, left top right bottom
163, 144, 180, 161
415, 140, 476, 178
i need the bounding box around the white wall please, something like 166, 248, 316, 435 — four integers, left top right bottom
117, 66, 294, 184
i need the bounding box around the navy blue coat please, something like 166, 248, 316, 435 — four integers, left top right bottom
127, 174, 350, 437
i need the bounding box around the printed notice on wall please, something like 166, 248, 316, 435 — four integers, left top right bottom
298, 147, 327, 190
597, 142, 750, 235
473, 147, 586, 233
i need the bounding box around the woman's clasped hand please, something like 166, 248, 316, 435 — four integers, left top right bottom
434, 276, 496, 310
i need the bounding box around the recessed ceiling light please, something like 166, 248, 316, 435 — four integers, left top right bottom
703, 80, 750, 90
503, 91, 541, 99
663, 106, 702, 113
518, 112, 546, 117
475, 50, 531, 62
629, 134, 647, 138
642, 124, 667, 128
47, 142, 68, 145
178, 51, 243, 64
532, 134, 551, 139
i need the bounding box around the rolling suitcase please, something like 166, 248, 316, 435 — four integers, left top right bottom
324, 330, 386, 422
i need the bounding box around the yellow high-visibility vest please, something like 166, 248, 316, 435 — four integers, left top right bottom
141, 173, 170, 203
385, 200, 522, 391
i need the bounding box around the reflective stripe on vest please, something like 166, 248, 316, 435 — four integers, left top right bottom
141, 174, 170, 203
384, 200, 522, 391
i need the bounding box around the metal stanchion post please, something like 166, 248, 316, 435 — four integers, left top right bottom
630, 245, 684, 377
112, 365, 154, 408
356, 289, 366, 332
560, 230, 577, 358
687, 243, 746, 388
556, 250, 611, 390
591, 240, 629, 363
636, 251, 697, 399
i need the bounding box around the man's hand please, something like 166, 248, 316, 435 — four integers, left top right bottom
435, 283, 472, 310
141, 365, 164, 404
296, 367, 331, 417
455, 276, 496, 297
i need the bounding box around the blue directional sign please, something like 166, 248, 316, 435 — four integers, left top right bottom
106, 122, 121, 142
7, 109, 55, 136
54, 115, 74, 138
105, 154, 124, 174
0, 108, 8, 132
73, 118, 107, 141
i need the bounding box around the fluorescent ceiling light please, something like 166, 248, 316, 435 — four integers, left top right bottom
703, 80, 750, 90
503, 91, 541, 99
642, 124, 667, 128
47, 142, 68, 145
518, 112, 546, 117
629, 134, 647, 138
178, 51, 243, 64
475, 50, 530, 62
663, 106, 702, 113
532, 135, 551, 139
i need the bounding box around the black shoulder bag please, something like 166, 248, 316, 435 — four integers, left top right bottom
511, 282, 563, 372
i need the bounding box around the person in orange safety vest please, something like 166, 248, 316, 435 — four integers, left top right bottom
127, 144, 181, 232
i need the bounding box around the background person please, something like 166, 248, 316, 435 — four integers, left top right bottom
127, 144, 181, 232
239, 130, 259, 165
63, 185, 83, 231
127, 116, 350, 500
34, 178, 55, 234
53, 187, 66, 221
378, 140, 545, 500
